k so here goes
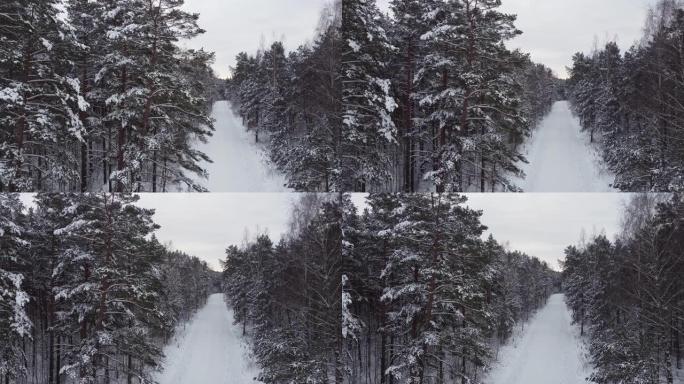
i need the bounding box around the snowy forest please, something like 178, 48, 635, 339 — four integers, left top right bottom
341, 0, 562, 192
0, 0, 219, 193
562, 194, 684, 384
341, 193, 558, 383
3, 0, 684, 381
566, 0, 684, 192
224, 5, 342, 192
223, 0, 561, 193
3, 0, 684, 194
0, 194, 218, 384
222, 194, 343, 383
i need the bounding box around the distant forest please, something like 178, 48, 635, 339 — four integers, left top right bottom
567, 0, 684, 192
224, 4, 342, 192
563, 194, 683, 383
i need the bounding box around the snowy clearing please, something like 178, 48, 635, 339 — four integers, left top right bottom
193, 100, 291, 192
517, 101, 616, 192
155, 293, 261, 384
485, 294, 593, 384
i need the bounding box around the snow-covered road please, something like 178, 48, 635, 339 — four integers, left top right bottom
194, 100, 291, 192
485, 294, 592, 384
155, 293, 261, 384
517, 101, 615, 192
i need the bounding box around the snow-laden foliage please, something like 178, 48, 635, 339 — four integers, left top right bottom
0, 193, 217, 383
566, 0, 684, 192
222, 194, 343, 383
336, 0, 562, 192
226, 5, 342, 192
0, 0, 87, 191
341, 0, 399, 191
0, 195, 31, 381
562, 194, 684, 384
0, 0, 216, 192
342, 193, 558, 383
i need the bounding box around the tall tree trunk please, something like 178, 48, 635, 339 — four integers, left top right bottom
380, 325, 387, 384
48, 304, 54, 384
127, 354, 133, 384
103, 136, 109, 190
404, 37, 415, 193
56, 335, 61, 384
81, 143, 88, 192
116, 66, 128, 192
80, 48, 90, 192
79, 264, 90, 379
366, 308, 372, 384
12, 38, 33, 191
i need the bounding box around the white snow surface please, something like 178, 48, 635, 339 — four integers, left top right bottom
517, 101, 616, 192
485, 294, 593, 384
194, 100, 291, 192
155, 293, 261, 384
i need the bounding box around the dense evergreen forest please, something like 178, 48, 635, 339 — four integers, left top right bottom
224, 5, 342, 192
222, 194, 343, 383
341, 0, 562, 192
0, 0, 218, 193
0, 194, 217, 384
562, 194, 684, 384
567, 0, 684, 192
342, 193, 558, 383
224, 0, 561, 193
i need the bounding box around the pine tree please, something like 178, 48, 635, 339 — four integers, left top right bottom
410, 0, 528, 192
1, 0, 216, 193
388, 0, 431, 192
343, 193, 558, 383
50, 194, 167, 382
0, 194, 31, 381
0, 0, 87, 191
341, 0, 398, 191
379, 194, 489, 383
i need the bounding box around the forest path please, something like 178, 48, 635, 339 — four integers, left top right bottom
155, 293, 261, 384
194, 100, 290, 192
516, 101, 615, 192
485, 294, 592, 384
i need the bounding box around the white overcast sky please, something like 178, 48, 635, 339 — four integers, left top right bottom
136, 194, 296, 270
376, 0, 659, 78
180, 0, 332, 78
351, 193, 630, 271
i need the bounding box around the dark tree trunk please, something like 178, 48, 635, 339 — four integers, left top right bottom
404, 37, 415, 193
116, 66, 128, 192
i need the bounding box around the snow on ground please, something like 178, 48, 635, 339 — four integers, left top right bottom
517, 101, 616, 192
155, 293, 261, 384
485, 294, 593, 384
193, 100, 291, 192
